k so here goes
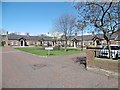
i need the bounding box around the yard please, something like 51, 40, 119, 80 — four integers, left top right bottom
15, 47, 85, 56
3, 47, 118, 88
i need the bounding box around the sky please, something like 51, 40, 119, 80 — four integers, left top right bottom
2, 2, 78, 35
0, 2, 2, 29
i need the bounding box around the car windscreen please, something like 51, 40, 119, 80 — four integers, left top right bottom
103, 46, 120, 50
111, 46, 120, 50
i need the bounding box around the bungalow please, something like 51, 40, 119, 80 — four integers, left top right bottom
1, 31, 120, 47
59, 32, 119, 48
1, 33, 57, 47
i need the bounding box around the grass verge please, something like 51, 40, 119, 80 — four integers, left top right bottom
15, 47, 85, 56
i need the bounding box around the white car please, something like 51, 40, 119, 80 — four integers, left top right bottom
99, 45, 120, 59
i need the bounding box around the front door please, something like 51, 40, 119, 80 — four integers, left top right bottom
20, 40, 25, 46
21, 41, 23, 46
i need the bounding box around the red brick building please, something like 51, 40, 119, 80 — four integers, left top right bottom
1, 31, 120, 47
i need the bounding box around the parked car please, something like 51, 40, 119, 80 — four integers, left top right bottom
99, 45, 120, 59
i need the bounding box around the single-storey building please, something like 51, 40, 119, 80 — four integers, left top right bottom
1, 33, 57, 47
1, 30, 120, 47
59, 32, 120, 48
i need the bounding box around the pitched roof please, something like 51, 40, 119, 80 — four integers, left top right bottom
70, 33, 117, 41
7, 33, 55, 41
41, 36, 54, 41
6, 32, 118, 41
68, 35, 94, 41
8, 34, 40, 40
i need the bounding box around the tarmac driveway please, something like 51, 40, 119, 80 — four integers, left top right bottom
2, 47, 118, 88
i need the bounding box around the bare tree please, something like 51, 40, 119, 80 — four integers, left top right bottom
0, 28, 7, 35
74, 1, 119, 58
54, 14, 76, 52
76, 20, 87, 50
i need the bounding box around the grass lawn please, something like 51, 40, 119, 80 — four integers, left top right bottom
15, 47, 85, 56
0, 44, 2, 47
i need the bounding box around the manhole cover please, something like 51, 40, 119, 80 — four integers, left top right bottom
32, 64, 47, 70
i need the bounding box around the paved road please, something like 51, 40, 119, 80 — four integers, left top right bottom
0, 47, 2, 89
2, 47, 118, 88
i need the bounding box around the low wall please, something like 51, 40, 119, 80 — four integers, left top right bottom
86, 49, 95, 67
86, 49, 118, 73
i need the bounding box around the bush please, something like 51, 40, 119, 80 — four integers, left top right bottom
39, 47, 45, 50
53, 45, 60, 50
86, 46, 102, 49
1, 41, 6, 46
35, 44, 38, 47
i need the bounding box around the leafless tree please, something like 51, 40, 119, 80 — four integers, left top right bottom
0, 28, 7, 35
74, 1, 119, 58
75, 20, 87, 50
54, 14, 76, 52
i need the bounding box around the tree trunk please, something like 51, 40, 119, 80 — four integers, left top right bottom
107, 40, 111, 59
81, 30, 83, 51
64, 36, 67, 52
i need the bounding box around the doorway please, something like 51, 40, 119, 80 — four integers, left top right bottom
20, 40, 25, 46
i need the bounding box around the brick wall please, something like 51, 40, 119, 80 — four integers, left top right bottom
86, 49, 95, 68
86, 48, 118, 73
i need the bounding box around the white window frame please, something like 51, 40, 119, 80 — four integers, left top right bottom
11, 41, 14, 45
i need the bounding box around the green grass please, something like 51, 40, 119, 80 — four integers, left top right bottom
0, 44, 2, 47
15, 47, 85, 56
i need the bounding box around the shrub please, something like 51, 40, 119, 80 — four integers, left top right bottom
86, 46, 102, 49
1, 41, 6, 46
53, 45, 60, 50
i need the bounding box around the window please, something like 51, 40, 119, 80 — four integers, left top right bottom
111, 46, 120, 50
89, 41, 92, 45
27, 42, 29, 45
32, 42, 35, 45
15, 41, 18, 45
11, 41, 14, 45
83, 42, 86, 46
104, 46, 120, 50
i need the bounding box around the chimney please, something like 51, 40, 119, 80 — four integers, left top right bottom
6, 31, 8, 35
92, 31, 95, 36
26, 33, 29, 36
75, 33, 77, 37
